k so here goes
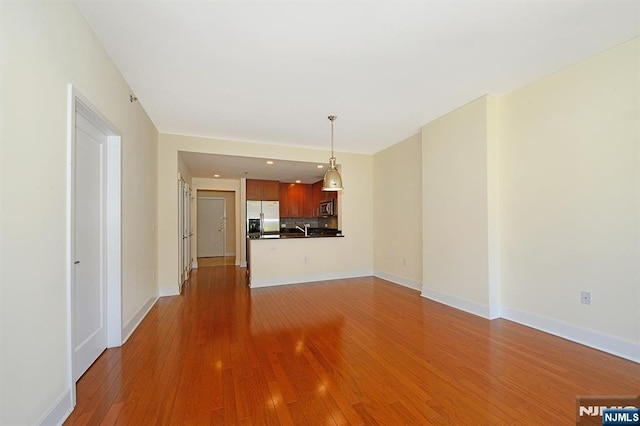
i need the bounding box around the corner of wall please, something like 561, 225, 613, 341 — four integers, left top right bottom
374, 270, 422, 291
122, 296, 159, 344
159, 285, 180, 297
35, 390, 73, 426
421, 287, 495, 319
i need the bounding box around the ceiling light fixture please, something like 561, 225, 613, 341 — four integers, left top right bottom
317, 165, 324, 169
322, 115, 343, 191
266, 160, 274, 165
213, 174, 220, 178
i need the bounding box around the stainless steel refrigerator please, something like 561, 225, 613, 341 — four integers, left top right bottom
246, 200, 280, 235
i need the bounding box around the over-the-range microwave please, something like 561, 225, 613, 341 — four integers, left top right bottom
319, 199, 334, 216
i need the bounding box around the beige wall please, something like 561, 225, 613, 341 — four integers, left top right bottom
0, 2, 158, 424
159, 134, 374, 294
417, 38, 638, 359
372, 133, 423, 289
421, 96, 500, 318
178, 153, 193, 184
197, 190, 237, 255
498, 37, 639, 345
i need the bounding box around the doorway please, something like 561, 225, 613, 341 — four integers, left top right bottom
73, 111, 108, 380
67, 86, 122, 401
178, 178, 192, 288
198, 197, 226, 257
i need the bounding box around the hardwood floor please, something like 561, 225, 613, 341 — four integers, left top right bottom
65, 267, 639, 425
197, 257, 237, 267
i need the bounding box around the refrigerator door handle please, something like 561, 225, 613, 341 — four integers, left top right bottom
260, 212, 264, 234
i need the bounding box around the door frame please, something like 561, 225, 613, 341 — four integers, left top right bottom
66, 85, 122, 405
178, 178, 192, 290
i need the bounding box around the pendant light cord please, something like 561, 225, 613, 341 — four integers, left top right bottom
328, 115, 337, 159
331, 120, 334, 158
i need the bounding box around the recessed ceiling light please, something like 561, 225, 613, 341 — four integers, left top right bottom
317, 165, 324, 169
213, 174, 220, 178
295, 180, 301, 183
266, 160, 274, 165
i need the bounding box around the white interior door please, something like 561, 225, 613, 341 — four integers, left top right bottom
179, 181, 192, 285
183, 184, 191, 280
73, 113, 107, 381
198, 198, 225, 257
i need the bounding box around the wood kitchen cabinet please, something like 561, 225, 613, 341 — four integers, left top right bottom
312, 180, 338, 216
246, 179, 279, 201
301, 185, 314, 217
278, 183, 289, 216
311, 181, 322, 216
279, 183, 313, 217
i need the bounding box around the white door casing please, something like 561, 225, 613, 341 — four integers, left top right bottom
178, 179, 192, 287
197, 198, 225, 257
67, 86, 122, 405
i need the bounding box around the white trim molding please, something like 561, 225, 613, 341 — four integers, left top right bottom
421, 287, 501, 320
159, 285, 180, 297
36, 389, 73, 426
122, 296, 158, 344
501, 307, 639, 363
420, 287, 637, 362
374, 270, 422, 291
65, 84, 123, 412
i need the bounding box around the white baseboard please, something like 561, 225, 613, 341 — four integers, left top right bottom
250, 269, 373, 288
122, 296, 158, 344
37, 389, 73, 426
240, 260, 247, 267
501, 307, 639, 363
374, 270, 422, 291
191, 260, 198, 269
420, 287, 638, 362
225, 251, 236, 257
159, 285, 180, 297
421, 287, 496, 319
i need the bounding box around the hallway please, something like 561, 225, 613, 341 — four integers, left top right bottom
65, 266, 640, 424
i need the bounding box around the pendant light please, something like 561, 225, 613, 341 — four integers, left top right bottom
322, 115, 343, 191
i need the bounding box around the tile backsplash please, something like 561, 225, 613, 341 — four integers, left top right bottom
280, 216, 338, 229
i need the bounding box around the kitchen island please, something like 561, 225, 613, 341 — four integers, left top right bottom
247, 233, 355, 288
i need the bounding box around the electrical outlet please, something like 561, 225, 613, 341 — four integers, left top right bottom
402, 258, 407, 267
581, 291, 592, 305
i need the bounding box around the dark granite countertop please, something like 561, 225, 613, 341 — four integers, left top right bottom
248, 230, 343, 240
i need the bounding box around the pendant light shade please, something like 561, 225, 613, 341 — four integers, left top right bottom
322, 115, 343, 191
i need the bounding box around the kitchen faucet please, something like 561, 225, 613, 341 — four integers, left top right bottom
295, 224, 310, 237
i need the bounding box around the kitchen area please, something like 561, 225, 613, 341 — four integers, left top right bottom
245, 178, 346, 287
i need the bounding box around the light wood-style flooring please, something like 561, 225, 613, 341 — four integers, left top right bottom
65, 265, 639, 425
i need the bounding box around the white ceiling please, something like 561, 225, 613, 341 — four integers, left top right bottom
77, 0, 639, 156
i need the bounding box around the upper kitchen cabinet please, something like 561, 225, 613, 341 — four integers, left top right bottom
279, 183, 313, 218
312, 180, 337, 216
246, 179, 279, 201
312, 180, 338, 203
